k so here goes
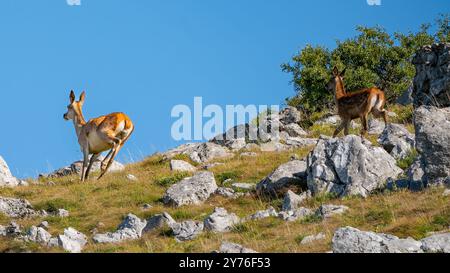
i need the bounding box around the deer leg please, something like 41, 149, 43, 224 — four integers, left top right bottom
360, 115, 368, 138
98, 142, 123, 180
333, 121, 346, 138
84, 153, 100, 180
343, 120, 350, 136
101, 149, 114, 172
80, 148, 89, 182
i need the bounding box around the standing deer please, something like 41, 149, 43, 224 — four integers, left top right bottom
63, 90, 134, 181
327, 66, 388, 137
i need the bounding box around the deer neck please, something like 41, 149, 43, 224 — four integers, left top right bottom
334, 77, 346, 100
72, 112, 87, 138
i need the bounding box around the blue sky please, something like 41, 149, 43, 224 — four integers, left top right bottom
0, 0, 448, 178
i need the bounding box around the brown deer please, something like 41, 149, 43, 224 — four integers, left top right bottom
327, 66, 388, 138
63, 90, 134, 181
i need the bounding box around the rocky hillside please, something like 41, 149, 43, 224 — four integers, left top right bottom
0, 44, 449, 253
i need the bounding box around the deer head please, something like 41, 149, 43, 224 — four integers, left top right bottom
63, 90, 86, 122
327, 66, 347, 99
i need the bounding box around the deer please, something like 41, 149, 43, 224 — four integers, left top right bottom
63, 90, 134, 181
327, 66, 388, 138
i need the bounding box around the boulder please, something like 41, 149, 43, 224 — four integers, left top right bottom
414, 106, 450, 185
210, 124, 258, 150
0, 197, 38, 218
57, 228, 88, 253
245, 207, 278, 221
406, 158, 427, 191
378, 123, 415, 159
256, 160, 307, 196
332, 227, 450, 253
278, 207, 314, 222
25, 226, 52, 245
171, 220, 204, 242
170, 160, 197, 172
41, 155, 124, 178
0, 222, 22, 237
163, 171, 218, 207
282, 190, 311, 211
93, 214, 147, 244
279, 106, 302, 125
283, 123, 308, 137
204, 207, 240, 233
166, 143, 233, 164
306, 135, 403, 198
216, 241, 258, 253
0, 156, 25, 187
412, 43, 450, 107
368, 119, 386, 135
332, 227, 423, 253
144, 212, 176, 232
420, 233, 450, 253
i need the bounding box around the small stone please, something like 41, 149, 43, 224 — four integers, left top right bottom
217, 241, 258, 253
126, 174, 138, 181
301, 233, 326, 244
231, 183, 256, 191
142, 204, 153, 210
170, 160, 197, 172
55, 209, 69, 218
38, 221, 49, 230
316, 204, 349, 218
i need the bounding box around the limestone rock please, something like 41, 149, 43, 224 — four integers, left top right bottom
306, 135, 402, 197
257, 160, 307, 196
204, 207, 240, 233
163, 171, 218, 207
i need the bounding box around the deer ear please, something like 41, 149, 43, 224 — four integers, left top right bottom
332, 66, 339, 76
341, 67, 347, 76
70, 90, 75, 103
79, 91, 86, 104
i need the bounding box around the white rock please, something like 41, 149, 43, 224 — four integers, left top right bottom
126, 174, 138, 181
301, 232, 326, 244
204, 207, 240, 233
171, 220, 204, 242
316, 204, 349, 218
282, 190, 311, 211
170, 160, 197, 172
257, 160, 307, 195
93, 214, 147, 244
163, 171, 218, 207
0, 156, 23, 187
57, 228, 88, 253
217, 241, 258, 253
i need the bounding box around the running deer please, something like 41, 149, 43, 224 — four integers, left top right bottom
63, 90, 134, 181
327, 66, 388, 137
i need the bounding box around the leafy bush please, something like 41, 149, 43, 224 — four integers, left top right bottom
282, 15, 449, 115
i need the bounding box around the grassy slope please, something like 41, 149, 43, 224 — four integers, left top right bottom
0, 105, 448, 253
